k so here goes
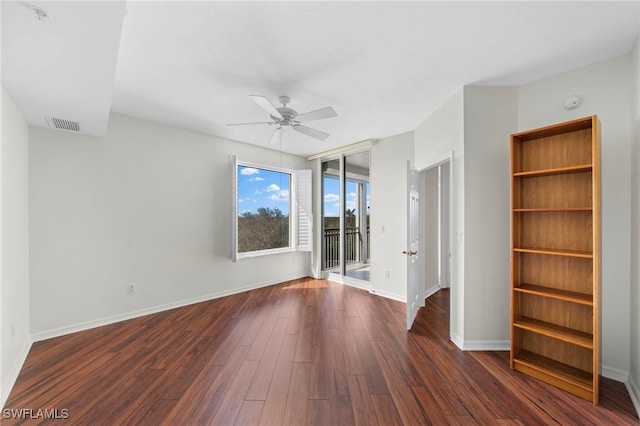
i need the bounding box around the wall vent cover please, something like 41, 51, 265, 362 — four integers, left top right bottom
45, 116, 81, 132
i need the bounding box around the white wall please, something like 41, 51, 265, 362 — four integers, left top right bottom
629, 34, 640, 414
1, 88, 31, 406
29, 113, 309, 338
414, 86, 517, 349
518, 54, 633, 379
463, 86, 517, 346
414, 89, 465, 344
369, 131, 414, 301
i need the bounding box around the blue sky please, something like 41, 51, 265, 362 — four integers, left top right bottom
237, 166, 370, 218
237, 166, 290, 215
323, 177, 370, 218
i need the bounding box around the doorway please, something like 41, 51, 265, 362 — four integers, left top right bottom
422, 160, 450, 298
406, 155, 452, 330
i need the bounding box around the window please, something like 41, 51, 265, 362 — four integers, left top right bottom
237, 164, 291, 253
232, 157, 312, 261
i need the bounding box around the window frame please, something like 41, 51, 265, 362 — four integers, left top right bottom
232, 156, 312, 262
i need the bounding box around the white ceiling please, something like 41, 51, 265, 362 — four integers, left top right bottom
2, 1, 639, 157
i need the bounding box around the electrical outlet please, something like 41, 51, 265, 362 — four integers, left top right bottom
127, 283, 136, 294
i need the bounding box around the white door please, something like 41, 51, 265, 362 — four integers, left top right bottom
406, 163, 422, 330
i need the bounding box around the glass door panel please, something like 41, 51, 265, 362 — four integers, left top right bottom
322, 159, 341, 274
344, 152, 370, 281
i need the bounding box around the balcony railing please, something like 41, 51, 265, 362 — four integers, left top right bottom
323, 227, 369, 270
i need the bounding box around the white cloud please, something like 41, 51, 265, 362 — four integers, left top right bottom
347, 192, 357, 199
249, 176, 264, 182
268, 189, 289, 201
324, 193, 339, 202
266, 184, 281, 192
240, 167, 260, 176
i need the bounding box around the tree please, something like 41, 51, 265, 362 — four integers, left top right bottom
238, 207, 289, 253
345, 208, 356, 227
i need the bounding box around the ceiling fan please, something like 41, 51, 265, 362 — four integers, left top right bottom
227, 95, 337, 144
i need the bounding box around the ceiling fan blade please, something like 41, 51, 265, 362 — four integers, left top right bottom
292, 124, 330, 141
226, 121, 274, 126
295, 106, 337, 122
250, 95, 283, 119
269, 127, 283, 144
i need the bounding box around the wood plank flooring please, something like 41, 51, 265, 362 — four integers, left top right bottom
4, 277, 639, 424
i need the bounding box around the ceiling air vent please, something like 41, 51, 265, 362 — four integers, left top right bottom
45, 116, 81, 132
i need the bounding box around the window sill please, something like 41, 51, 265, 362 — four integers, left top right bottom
235, 246, 295, 261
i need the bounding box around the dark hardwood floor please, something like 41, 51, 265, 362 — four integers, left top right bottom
4, 277, 638, 425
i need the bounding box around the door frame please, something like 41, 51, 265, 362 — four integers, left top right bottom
412, 151, 454, 327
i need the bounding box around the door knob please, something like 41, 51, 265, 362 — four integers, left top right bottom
402, 250, 417, 256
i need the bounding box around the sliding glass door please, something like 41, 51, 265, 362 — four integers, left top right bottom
321, 151, 370, 282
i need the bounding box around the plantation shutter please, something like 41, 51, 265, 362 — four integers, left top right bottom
231, 155, 239, 262
295, 169, 313, 252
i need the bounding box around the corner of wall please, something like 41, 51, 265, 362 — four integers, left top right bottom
414, 89, 465, 344
1, 337, 32, 408
462, 86, 517, 343
1, 87, 32, 408
627, 373, 640, 423
629, 31, 640, 418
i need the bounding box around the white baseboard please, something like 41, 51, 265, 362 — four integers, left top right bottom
1, 336, 32, 409
424, 284, 440, 300
458, 339, 510, 351
449, 332, 510, 351
31, 274, 307, 342
626, 374, 640, 419
369, 288, 405, 303
450, 332, 463, 350
601, 364, 629, 383
341, 278, 370, 292
326, 275, 405, 303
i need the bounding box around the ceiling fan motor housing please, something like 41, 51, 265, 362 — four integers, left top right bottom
276, 107, 299, 125
275, 96, 298, 125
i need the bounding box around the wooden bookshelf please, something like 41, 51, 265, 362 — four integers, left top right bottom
510, 116, 601, 403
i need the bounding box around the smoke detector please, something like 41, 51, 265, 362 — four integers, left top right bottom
563, 95, 582, 110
